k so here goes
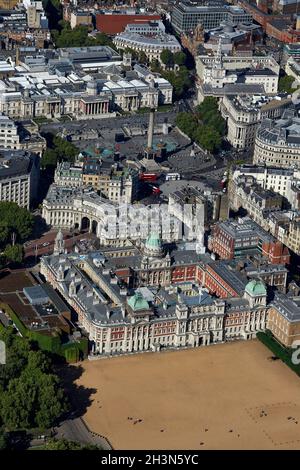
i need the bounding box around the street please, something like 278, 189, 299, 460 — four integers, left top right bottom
24, 229, 96, 261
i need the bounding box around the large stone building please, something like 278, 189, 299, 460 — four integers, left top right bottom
197, 50, 280, 101
0, 47, 173, 120
41, 186, 183, 245
23, 0, 48, 29
54, 159, 140, 204
209, 217, 290, 265
0, 149, 39, 208
229, 177, 284, 224
203, 21, 263, 55
268, 292, 300, 347
171, 1, 252, 34
230, 165, 300, 210
113, 32, 181, 64
70, 11, 92, 30
40, 232, 270, 355
221, 94, 291, 150
0, 114, 45, 154
253, 107, 300, 169
198, 258, 288, 297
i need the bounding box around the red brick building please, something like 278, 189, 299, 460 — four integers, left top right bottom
209, 218, 290, 265
96, 13, 161, 35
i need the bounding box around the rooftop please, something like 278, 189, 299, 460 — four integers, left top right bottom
272, 293, 300, 322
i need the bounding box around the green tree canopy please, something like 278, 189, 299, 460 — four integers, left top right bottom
176, 97, 226, 152
52, 22, 116, 49
176, 112, 198, 137
41, 136, 78, 170
4, 244, 24, 265
0, 223, 10, 246
0, 202, 34, 244
0, 328, 68, 432
138, 51, 148, 65
0, 427, 8, 450
150, 59, 160, 72
160, 49, 174, 68
173, 51, 186, 66
278, 74, 299, 94
194, 125, 222, 152
44, 438, 101, 450
41, 148, 58, 169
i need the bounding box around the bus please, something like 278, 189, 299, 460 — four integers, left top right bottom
139, 173, 158, 182
165, 172, 181, 181
149, 184, 161, 195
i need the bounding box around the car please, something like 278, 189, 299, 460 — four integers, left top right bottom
42, 242, 50, 247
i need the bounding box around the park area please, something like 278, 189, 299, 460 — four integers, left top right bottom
74, 340, 300, 450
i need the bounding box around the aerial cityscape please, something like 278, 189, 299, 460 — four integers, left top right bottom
0, 0, 300, 453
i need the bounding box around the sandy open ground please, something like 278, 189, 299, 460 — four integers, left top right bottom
74, 340, 300, 449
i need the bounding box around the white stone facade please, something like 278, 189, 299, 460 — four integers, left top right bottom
253, 108, 300, 169
40, 250, 269, 356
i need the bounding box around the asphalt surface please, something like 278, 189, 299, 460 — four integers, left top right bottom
24, 229, 96, 260
54, 417, 112, 450
40, 111, 177, 135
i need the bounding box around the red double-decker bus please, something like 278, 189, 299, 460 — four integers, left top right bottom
139, 173, 159, 182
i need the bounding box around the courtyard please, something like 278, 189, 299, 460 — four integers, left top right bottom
73, 340, 300, 450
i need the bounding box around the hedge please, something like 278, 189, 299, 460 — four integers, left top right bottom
257, 330, 300, 377
60, 338, 88, 363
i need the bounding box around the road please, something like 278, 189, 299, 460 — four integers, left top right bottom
24, 229, 96, 260
54, 417, 112, 450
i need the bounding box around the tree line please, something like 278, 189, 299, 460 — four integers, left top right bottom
0, 202, 34, 266
0, 328, 68, 448
41, 135, 78, 170
52, 22, 116, 49
176, 97, 226, 153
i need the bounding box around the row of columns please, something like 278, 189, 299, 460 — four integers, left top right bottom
85, 101, 109, 115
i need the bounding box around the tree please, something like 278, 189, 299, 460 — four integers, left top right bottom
27, 350, 51, 374
0, 223, 9, 246
176, 98, 225, 152
55, 25, 88, 48
278, 74, 299, 94
41, 148, 58, 169
0, 202, 34, 244
150, 59, 161, 73
160, 49, 174, 68
0, 329, 68, 432
4, 244, 24, 264
1, 376, 36, 430
176, 112, 198, 137
0, 427, 9, 450
194, 125, 222, 152
138, 51, 148, 65
44, 438, 101, 450
0, 328, 31, 390
41, 136, 78, 170
174, 51, 186, 66
53, 136, 77, 163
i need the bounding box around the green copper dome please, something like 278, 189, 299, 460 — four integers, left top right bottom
145, 232, 162, 249
127, 292, 149, 311
245, 279, 267, 296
